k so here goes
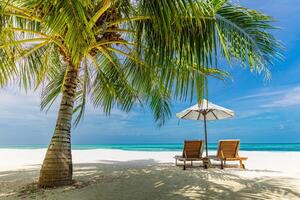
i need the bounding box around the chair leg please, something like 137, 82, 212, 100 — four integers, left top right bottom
191, 161, 193, 167
220, 160, 224, 169
239, 160, 245, 169
183, 160, 186, 170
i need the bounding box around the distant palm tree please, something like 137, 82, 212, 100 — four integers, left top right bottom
0, 0, 282, 187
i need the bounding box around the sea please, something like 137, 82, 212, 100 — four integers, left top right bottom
0, 143, 300, 152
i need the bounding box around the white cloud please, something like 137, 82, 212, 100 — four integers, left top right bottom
235, 109, 268, 119
235, 90, 286, 101
0, 90, 39, 107
279, 124, 285, 130
0, 89, 56, 122
0, 87, 139, 123
235, 85, 300, 108
231, 85, 300, 119
260, 86, 300, 108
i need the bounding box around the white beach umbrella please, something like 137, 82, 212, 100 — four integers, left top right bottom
176, 99, 235, 157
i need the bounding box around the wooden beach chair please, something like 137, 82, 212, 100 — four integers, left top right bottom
174, 140, 204, 170
209, 140, 248, 169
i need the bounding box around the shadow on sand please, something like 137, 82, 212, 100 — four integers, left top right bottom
0, 159, 300, 200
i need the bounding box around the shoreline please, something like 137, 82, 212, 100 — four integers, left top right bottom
1, 143, 300, 152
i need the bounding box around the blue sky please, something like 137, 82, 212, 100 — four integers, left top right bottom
1, 0, 300, 145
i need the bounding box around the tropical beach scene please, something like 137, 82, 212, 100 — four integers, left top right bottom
0, 0, 300, 199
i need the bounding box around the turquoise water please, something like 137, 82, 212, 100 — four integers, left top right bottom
0, 143, 300, 151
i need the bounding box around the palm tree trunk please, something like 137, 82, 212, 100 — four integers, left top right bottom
38, 65, 79, 188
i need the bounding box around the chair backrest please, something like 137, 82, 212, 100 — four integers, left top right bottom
183, 140, 204, 158
217, 140, 240, 159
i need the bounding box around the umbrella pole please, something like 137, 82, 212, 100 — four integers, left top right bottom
204, 113, 208, 157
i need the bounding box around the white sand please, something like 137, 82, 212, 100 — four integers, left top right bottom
1, 149, 300, 177
0, 149, 300, 199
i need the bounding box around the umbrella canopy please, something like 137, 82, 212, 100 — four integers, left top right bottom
176, 99, 234, 157
176, 99, 234, 120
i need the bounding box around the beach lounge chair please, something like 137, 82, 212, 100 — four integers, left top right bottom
209, 140, 248, 169
174, 140, 204, 170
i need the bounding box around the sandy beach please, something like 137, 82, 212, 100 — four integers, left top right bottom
0, 149, 299, 199
1, 0, 300, 199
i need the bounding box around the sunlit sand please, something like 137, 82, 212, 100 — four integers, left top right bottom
0, 149, 299, 199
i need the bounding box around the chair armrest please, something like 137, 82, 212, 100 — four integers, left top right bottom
208, 155, 219, 160
174, 155, 182, 159
223, 157, 248, 161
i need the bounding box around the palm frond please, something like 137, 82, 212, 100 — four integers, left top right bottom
0, 0, 283, 127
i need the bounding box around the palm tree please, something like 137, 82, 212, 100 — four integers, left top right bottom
0, 0, 282, 187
